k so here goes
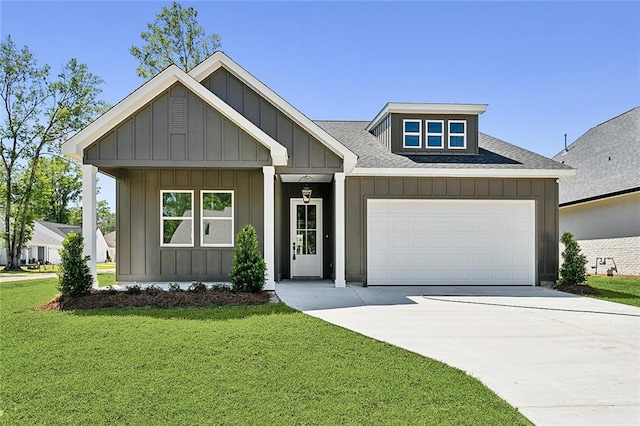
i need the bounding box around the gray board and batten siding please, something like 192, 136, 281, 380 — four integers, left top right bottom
369, 114, 479, 155
200, 67, 343, 173
84, 84, 271, 168
345, 176, 560, 285
116, 168, 264, 282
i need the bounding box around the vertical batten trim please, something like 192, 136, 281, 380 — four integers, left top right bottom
82, 164, 98, 286
334, 172, 346, 287
263, 166, 276, 290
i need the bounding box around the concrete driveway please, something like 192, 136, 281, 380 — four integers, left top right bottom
276, 283, 640, 425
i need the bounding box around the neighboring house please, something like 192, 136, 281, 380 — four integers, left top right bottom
0, 221, 109, 265
104, 231, 116, 261
553, 107, 640, 276
62, 52, 572, 288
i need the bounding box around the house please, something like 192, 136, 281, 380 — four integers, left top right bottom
104, 231, 116, 262
62, 52, 573, 289
0, 220, 110, 265
553, 107, 639, 275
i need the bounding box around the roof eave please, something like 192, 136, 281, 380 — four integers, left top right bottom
366, 103, 489, 132
350, 167, 575, 179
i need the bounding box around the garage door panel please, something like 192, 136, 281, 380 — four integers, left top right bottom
367, 199, 535, 285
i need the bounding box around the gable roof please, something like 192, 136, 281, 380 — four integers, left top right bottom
28, 220, 81, 247
104, 231, 116, 248
61, 65, 288, 166
316, 121, 573, 178
189, 52, 358, 173
552, 107, 640, 205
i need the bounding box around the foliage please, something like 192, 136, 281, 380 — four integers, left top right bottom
229, 225, 266, 293
188, 281, 207, 292
125, 284, 142, 295
57, 232, 93, 297
68, 200, 116, 233
168, 282, 183, 292
558, 231, 588, 286
130, 1, 221, 79
0, 36, 106, 270
32, 156, 82, 224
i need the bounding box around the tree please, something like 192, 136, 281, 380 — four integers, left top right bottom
558, 231, 588, 286
130, 2, 221, 79
67, 200, 116, 234
0, 36, 106, 270
32, 156, 82, 224
58, 232, 93, 297
229, 225, 266, 293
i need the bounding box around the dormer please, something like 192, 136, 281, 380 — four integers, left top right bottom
366, 103, 488, 155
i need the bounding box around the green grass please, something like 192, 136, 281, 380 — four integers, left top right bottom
96, 262, 116, 270
0, 278, 530, 425
96, 272, 115, 287
587, 275, 640, 307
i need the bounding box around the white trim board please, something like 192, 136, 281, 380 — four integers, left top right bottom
350, 167, 576, 178
366, 102, 488, 132
61, 65, 288, 166
189, 52, 358, 174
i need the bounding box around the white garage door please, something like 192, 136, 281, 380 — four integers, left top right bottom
367, 199, 535, 285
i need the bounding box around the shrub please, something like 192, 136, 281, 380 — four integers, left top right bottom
57, 232, 93, 297
168, 282, 183, 292
229, 225, 266, 293
188, 281, 207, 292
558, 231, 588, 286
125, 284, 142, 295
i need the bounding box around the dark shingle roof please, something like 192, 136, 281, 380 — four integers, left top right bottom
551, 107, 640, 205
315, 120, 571, 171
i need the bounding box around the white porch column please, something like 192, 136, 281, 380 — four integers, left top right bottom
263, 166, 276, 290
82, 164, 98, 287
334, 172, 346, 287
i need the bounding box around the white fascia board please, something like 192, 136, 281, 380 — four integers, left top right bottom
189, 52, 358, 174
61, 65, 288, 166
350, 167, 576, 179
366, 102, 489, 132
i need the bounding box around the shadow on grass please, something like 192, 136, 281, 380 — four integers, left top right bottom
70, 302, 298, 321
591, 288, 640, 302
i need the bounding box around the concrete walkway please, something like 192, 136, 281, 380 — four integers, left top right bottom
276, 282, 640, 426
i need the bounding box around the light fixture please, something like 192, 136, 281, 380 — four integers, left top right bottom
299, 175, 314, 204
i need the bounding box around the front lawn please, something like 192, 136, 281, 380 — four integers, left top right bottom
0, 278, 530, 425
587, 275, 640, 307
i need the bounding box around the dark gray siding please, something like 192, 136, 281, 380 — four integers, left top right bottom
345, 177, 559, 285
116, 168, 264, 282
390, 114, 479, 155
202, 68, 342, 173
84, 84, 271, 168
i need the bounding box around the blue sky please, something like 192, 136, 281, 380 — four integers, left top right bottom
2, 1, 639, 211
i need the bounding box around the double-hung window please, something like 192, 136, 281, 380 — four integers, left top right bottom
426, 120, 444, 148
161, 190, 194, 247
449, 120, 466, 149
403, 119, 422, 148
201, 191, 234, 247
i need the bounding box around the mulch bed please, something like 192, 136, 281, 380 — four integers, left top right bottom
554, 284, 601, 296
35, 288, 272, 311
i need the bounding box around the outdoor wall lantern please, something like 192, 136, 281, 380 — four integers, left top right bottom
299, 175, 314, 203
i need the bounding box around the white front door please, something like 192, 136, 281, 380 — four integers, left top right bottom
290, 199, 323, 279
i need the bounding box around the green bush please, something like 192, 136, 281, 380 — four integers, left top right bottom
57, 232, 93, 297
229, 225, 266, 293
558, 231, 588, 286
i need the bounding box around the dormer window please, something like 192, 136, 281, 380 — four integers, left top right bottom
403, 119, 422, 148
449, 120, 466, 149
426, 120, 444, 148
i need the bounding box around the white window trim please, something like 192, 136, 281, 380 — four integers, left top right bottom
402, 119, 422, 149
200, 190, 234, 248
448, 120, 467, 150
425, 120, 444, 149
160, 190, 194, 247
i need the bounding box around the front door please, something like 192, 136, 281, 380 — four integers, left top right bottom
290, 199, 322, 279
